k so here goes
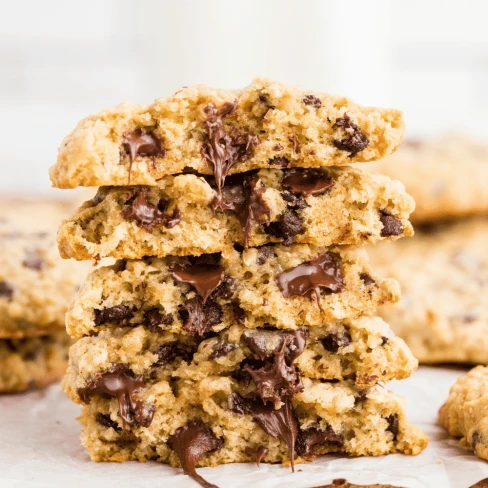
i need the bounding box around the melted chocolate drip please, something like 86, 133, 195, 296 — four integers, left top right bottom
168, 420, 223, 488
231, 395, 298, 471
169, 262, 225, 304
202, 102, 259, 205
78, 364, 155, 428
333, 113, 370, 157
282, 168, 335, 196
296, 426, 344, 457
245, 445, 269, 467
121, 129, 165, 183
121, 187, 181, 232
276, 252, 345, 309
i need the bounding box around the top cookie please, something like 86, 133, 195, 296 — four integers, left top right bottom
366, 134, 488, 223
50, 78, 405, 189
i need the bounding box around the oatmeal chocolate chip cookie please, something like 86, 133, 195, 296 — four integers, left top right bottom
0, 333, 71, 392
369, 218, 488, 364
65, 374, 427, 474
366, 134, 488, 223
0, 229, 90, 338
62, 318, 417, 403
439, 365, 488, 461
65, 245, 400, 338
57, 167, 414, 261
50, 78, 405, 189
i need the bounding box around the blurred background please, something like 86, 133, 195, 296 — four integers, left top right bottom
1, 0, 487, 195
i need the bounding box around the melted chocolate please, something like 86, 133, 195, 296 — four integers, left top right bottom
96, 413, 122, 432
231, 395, 298, 471
296, 426, 344, 456
245, 445, 269, 467
94, 304, 134, 326
168, 420, 223, 488
276, 252, 345, 308
121, 188, 181, 232
282, 168, 335, 196
202, 102, 259, 204
333, 113, 370, 157
121, 129, 165, 183
169, 262, 225, 304
78, 364, 155, 427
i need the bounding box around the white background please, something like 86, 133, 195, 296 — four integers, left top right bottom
1, 0, 488, 194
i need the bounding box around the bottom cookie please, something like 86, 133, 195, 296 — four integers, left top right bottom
68, 373, 427, 487
0, 333, 71, 393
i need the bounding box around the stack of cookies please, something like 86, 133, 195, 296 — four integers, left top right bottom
0, 199, 89, 392
51, 79, 427, 486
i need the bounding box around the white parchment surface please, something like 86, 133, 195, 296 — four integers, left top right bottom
0, 366, 486, 488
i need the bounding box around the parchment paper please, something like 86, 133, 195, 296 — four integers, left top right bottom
0, 366, 486, 488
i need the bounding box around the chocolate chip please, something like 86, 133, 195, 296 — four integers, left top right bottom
256, 246, 275, 266
380, 212, 404, 237
0, 281, 14, 299
155, 341, 195, 365
202, 102, 259, 204
78, 364, 155, 428
94, 305, 134, 326
268, 156, 289, 167
233, 301, 246, 324
381, 336, 389, 346
170, 262, 225, 304
273, 144, 283, 151
245, 445, 269, 467
121, 129, 165, 183
179, 298, 222, 337
230, 395, 298, 471
281, 190, 307, 209
333, 113, 370, 157
360, 273, 375, 286
276, 252, 345, 308
211, 277, 236, 300
22, 249, 45, 271
295, 426, 344, 456
168, 420, 223, 488
121, 188, 181, 232
354, 390, 368, 405
96, 413, 122, 432
265, 209, 303, 246
282, 168, 335, 196
113, 259, 127, 272
303, 95, 322, 108
288, 135, 301, 153
321, 332, 352, 353
209, 341, 237, 359
386, 414, 399, 440
91, 188, 107, 206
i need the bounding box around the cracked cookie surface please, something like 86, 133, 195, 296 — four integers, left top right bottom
57, 167, 414, 260
51, 78, 404, 189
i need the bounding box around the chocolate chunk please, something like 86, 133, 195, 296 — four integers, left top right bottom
121, 187, 181, 232
91, 188, 107, 206
268, 156, 289, 167
211, 277, 236, 300
296, 426, 344, 456
233, 301, 246, 324
78, 364, 155, 428
0, 281, 14, 298
113, 259, 127, 272
231, 395, 298, 471
96, 413, 121, 432
155, 341, 194, 365
142, 308, 174, 332
265, 209, 303, 246
360, 273, 375, 286
22, 249, 45, 271
380, 212, 404, 237
333, 113, 370, 157
276, 252, 345, 308
168, 420, 223, 488
288, 135, 301, 153
202, 102, 259, 204
179, 298, 222, 337
94, 305, 134, 326
281, 190, 307, 209
303, 95, 322, 108
282, 168, 335, 196
121, 129, 165, 183
169, 262, 225, 304
385, 414, 399, 440
256, 246, 275, 265
209, 341, 237, 359
354, 389, 368, 405
245, 445, 269, 467
321, 332, 352, 353
381, 336, 389, 346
